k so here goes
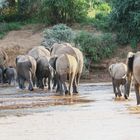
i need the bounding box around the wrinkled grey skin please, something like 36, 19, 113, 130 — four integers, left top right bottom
0, 68, 3, 83
125, 52, 140, 105
36, 56, 54, 89
16, 55, 36, 91
49, 56, 57, 89
50, 43, 84, 94
4, 67, 17, 85
108, 63, 128, 99
28, 46, 50, 60
49, 54, 78, 95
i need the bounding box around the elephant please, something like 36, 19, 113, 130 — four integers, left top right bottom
51, 43, 66, 56
50, 43, 84, 93
0, 48, 8, 68
55, 54, 78, 95
0, 68, 3, 83
4, 66, 17, 85
108, 62, 128, 98
28, 46, 50, 60
125, 51, 140, 105
36, 56, 54, 89
16, 55, 36, 91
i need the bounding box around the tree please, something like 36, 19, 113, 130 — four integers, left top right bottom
109, 0, 140, 48
39, 0, 87, 24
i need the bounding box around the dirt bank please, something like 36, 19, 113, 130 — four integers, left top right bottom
0, 25, 43, 67
0, 24, 132, 82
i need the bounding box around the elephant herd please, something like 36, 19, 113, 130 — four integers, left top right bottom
109, 51, 140, 105
1, 44, 140, 105
0, 43, 84, 96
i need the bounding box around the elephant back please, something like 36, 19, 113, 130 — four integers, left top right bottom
27, 55, 37, 73
56, 54, 78, 75
66, 54, 78, 74
56, 54, 70, 75
54, 45, 78, 61
28, 46, 50, 60
51, 43, 66, 56
110, 63, 127, 79
37, 56, 50, 70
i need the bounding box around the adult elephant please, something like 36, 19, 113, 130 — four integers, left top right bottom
36, 56, 54, 89
28, 46, 50, 60
108, 63, 128, 98
16, 55, 36, 91
0, 49, 8, 83
125, 51, 140, 105
0, 48, 8, 68
50, 43, 84, 93
55, 54, 78, 95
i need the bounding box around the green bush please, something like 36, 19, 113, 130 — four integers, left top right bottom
74, 31, 117, 63
0, 22, 22, 38
109, 0, 140, 47
39, 0, 87, 24
42, 24, 75, 48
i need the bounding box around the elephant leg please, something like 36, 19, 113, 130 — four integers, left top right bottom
116, 85, 122, 97
53, 76, 57, 89
69, 73, 75, 96
124, 84, 128, 99
112, 78, 116, 93
27, 72, 34, 91
48, 75, 53, 90
73, 77, 78, 94
44, 78, 47, 86
20, 78, 25, 89
58, 79, 64, 95
76, 73, 81, 86
0, 75, 3, 84
39, 78, 44, 89
32, 76, 36, 87
28, 80, 34, 91
63, 82, 68, 95
134, 83, 140, 105
59, 74, 68, 95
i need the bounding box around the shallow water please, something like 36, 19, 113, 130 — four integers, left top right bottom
0, 83, 140, 140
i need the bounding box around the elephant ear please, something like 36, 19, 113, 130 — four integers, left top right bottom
127, 52, 135, 73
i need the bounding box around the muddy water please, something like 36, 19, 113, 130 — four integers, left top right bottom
0, 83, 140, 140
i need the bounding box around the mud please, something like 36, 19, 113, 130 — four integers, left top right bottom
0, 83, 140, 140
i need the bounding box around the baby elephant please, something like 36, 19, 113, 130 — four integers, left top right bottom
108, 62, 128, 99
4, 67, 17, 85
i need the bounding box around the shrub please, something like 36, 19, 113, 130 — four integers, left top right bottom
42, 24, 75, 48
109, 0, 140, 47
0, 22, 22, 38
74, 31, 117, 63
39, 0, 87, 24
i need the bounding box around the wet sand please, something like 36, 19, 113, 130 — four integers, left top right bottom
0, 83, 140, 140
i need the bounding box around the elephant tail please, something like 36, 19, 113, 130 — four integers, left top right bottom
127, 54, 135, 73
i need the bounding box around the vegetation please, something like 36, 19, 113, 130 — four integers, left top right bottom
109, 0, 140, 49
0, 22, 22, 38
74, 31, 117, 63
1, 0, 139, 63
42, 24, 75, 48
42, 24, 116, 64
39, 0, 87, 24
